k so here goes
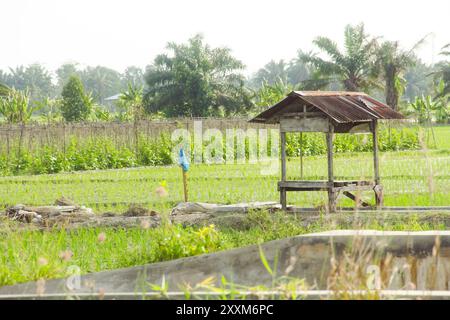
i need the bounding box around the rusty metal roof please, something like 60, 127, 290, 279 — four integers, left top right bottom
250, 91, 404, 124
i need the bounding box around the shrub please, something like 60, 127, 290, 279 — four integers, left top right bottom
60, 76, 92, 122
0, 126, 421, 177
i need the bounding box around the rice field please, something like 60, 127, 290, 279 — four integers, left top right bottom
0, 126, 448, 287
0, 148, 448, 213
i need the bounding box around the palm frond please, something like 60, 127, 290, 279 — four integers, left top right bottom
0, 83, 11, 96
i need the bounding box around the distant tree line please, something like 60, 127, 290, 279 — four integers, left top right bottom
0, 64, 145, 105
0, 24, 448, 123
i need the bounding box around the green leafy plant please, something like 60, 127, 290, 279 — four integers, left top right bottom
60, 76, 92, 122
0, 89, 39, 124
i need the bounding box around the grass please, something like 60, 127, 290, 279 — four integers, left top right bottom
0, 148, 448, 212
0, 125, 448, 288
0, 212, 445, 287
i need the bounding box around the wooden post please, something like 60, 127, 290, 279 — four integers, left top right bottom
280, 131, 287, 210
326, 122, 335, 212
182, 170, 188, 202
372, 119, 382, 208
372, 120, 380, 185
300, 132, 303, 179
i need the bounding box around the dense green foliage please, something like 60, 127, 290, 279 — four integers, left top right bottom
0, 89, 38, 124
250, 58, 311, 89
285, 126, 419, 156
253, 80, 293, 113
434, 44, 450, 98
1, 26, 448, 120
0, 126, 420, 176
0, 83, 10, 97
0, 64, 53, 101
60, 76, 92, 122
0, 135, 172, 175
144, 35, 253, 117
408, 95, 448, 124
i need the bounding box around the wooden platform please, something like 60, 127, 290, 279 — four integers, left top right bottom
278, 180, 383, 211
278, 180, 374, 191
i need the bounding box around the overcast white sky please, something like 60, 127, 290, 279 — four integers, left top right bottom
1, 0, 449, 76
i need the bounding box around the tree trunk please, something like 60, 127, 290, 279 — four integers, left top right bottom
385, 67, 399, 111
344, 78, 359, 91
18, 123, 25, 159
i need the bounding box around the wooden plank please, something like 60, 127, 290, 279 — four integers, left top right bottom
280, 117, 328, 132
277, 180, 374, 192
333, 180, 373, 187
278, 180, 329, 190
280, 112, 324, 118
343, 191, 370, 207
334, 185, 374, 192
348, 122, 371, 133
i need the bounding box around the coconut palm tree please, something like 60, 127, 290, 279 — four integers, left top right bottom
299, 23, 379, 92
433, 44, 450, 99
251, 60, 289, 87
144, 34, 252, 117
376, 38, 426, 110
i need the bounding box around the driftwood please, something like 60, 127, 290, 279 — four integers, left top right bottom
170, 202, 450, 230
1, 198, 161, 230
2, 199, 448, 231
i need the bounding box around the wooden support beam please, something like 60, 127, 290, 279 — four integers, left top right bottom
372, 120, 383, 209
326, 121, 335, 212
300, 132, 303, 179
280, 132, 287, 210
372, 120, 380, 185
278, 180, 329, 190
280, 117, 329, 132
280, 112, 325, 118
374, 185, 383, 208
343, 191, 370, 207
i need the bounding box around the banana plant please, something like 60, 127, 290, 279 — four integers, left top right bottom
0, 83, 11, 97
119, 83, 144, 121
433, 80, 449, 123
253, 78, 293, 113
0, 88, 41, 124
91, 105, 112, 122
409, 95, 432, 124
408, 95, 442, 147
35, 97, 62, 124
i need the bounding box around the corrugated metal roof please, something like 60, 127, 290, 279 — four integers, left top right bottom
250, 91, 404, 124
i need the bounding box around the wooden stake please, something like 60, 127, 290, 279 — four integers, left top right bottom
372, 120, 380, 186
280, 132, 287, 210
300, 132, 303, 179
326, 122, 335, 212
182, 169, 188, 202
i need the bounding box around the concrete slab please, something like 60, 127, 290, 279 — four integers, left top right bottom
308, 230, 450, 236
0, 230, 448, 299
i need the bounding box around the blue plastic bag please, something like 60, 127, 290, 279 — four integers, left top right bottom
178, 148, 190, 172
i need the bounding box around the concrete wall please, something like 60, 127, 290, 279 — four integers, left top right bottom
0, 230, 448, 299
